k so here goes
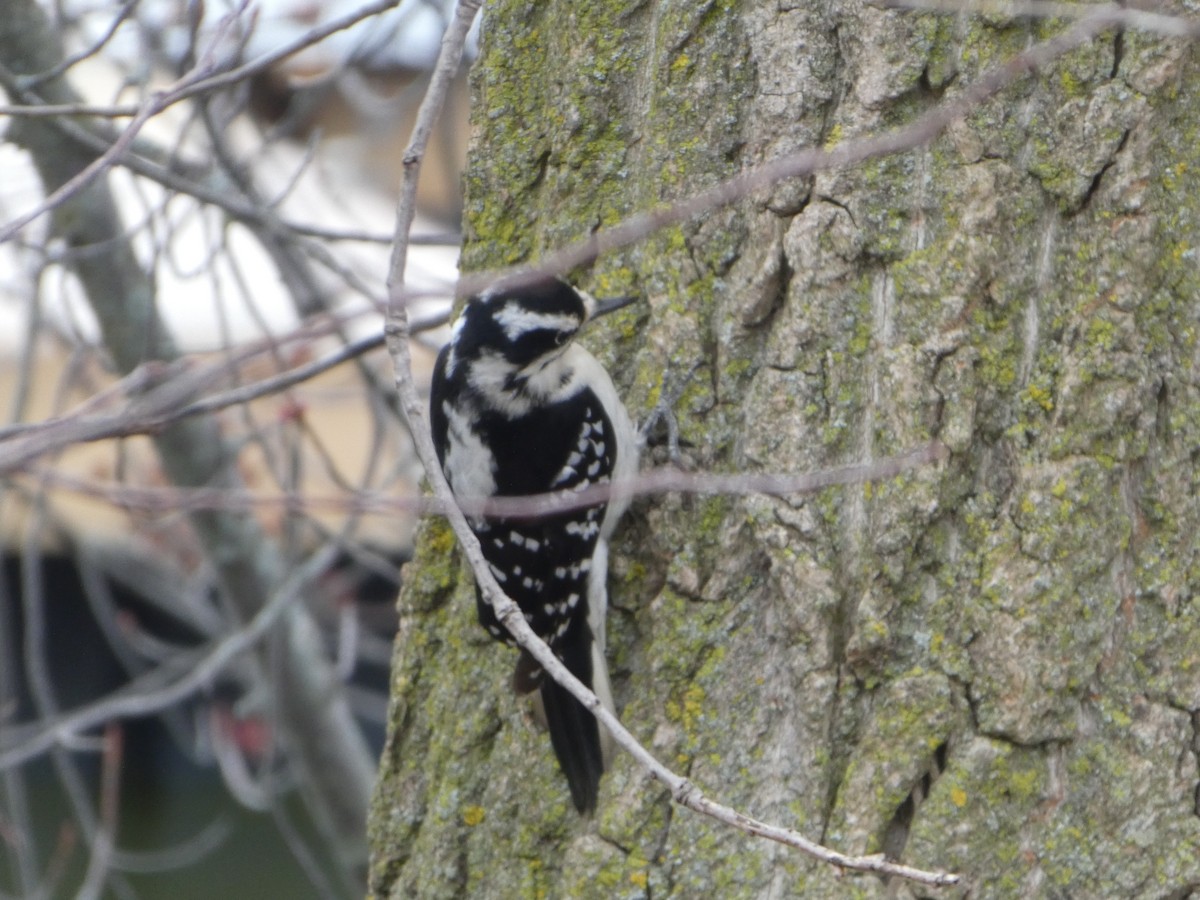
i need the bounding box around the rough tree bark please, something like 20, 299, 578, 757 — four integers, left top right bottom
369, 1, 1200, 896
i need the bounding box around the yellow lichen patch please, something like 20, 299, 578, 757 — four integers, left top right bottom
462, 805, 486, 827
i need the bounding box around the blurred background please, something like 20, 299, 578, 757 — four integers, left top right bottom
0, 1, 472, 896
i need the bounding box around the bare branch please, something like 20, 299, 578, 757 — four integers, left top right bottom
0, 102, 141, 117
0, 305, 453, 472
464, 442, 949, 520
385, 342, 961, 884
411, 8, 1136, 305
0, 0, 406, 243
885, 0, 1200, 38
21, 0, 139, 88
3, 0, 378, 876
75, 724, 122, 900
17, 444, 948, 522
0, 544, 340, 771
386, 0, 481, 290
0, 71, 196, 243
110, 819, 231, 875
170, 0, 404, 109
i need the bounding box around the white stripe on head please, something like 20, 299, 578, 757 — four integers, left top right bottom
494, 302, 580, 341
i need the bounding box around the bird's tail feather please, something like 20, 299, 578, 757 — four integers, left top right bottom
538, 622, 606, 814
511, 580, 616, 813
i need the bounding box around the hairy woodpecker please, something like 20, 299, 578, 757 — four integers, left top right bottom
429, 276, 638, 813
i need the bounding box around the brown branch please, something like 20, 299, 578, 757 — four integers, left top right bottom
0, 102, 140, 117
465, 441, 949, 520
385, 1, 479, 291
167, 0, 403, 108
24, 0, 139, 88
0, 0, 405, 243
75, 724, 123, 900
886, 0, 1200, 38
16, 443, 947, 523
387, 8, 1133, 308
0, 74, 194, 243
0, 306, 453, 472
383, 355, 961, 885
0, 544, 340, 771
3, 0, 378, 874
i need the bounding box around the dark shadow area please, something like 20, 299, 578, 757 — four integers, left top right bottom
0, 548, 401, 899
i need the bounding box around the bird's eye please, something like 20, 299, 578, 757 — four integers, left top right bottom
554, 330, 571, 346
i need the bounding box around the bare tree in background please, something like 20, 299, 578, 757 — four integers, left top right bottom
0, 1, 463, 896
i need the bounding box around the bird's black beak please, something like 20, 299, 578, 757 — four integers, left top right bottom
591, 294, 639, 320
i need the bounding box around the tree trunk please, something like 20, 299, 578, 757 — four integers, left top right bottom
369, 1, 1200, 896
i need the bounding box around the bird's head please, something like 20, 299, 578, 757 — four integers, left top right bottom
441, 276, 636, 415
450, 276, 634, 371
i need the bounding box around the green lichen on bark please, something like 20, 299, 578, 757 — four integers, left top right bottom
370, 2, 1200, 896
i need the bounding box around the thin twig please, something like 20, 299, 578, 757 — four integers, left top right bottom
0, 102, 140, 117
417, 9, 1130, 305
386, 366, 960, 884
0, 0, 405, 243
0, 79, 188, 243
18, 445, 948, 521
110, 818, 231, 874
24, 0, 139, 88
885, 0, 1200, 38
0, 544, 340, 770
75, 724, 122, 900
169, 0, 403, 109
0, 307, 453, 471
385, 1, 480, 290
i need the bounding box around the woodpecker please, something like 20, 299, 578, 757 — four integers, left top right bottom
429, 276, 638, 813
